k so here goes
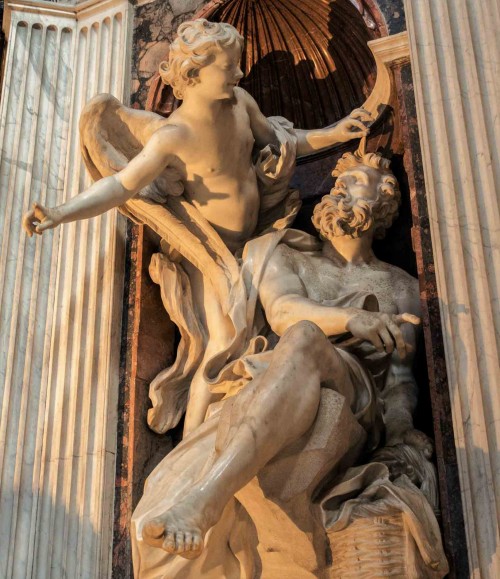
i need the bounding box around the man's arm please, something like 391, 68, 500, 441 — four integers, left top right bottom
259, 245, 352, 336
380, 277, 432, 454
260, 246, 419, 358
240, 88, 372, 157
23, 126, 179, 236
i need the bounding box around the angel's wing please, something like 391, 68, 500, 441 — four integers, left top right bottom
79, 93, 240, 311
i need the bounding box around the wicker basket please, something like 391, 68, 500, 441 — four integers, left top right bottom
329, 514, 408, 578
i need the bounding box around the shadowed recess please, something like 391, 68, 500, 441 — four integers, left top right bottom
146, 0, 379, 130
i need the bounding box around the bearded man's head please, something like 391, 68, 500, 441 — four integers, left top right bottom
312, 152, 400, 240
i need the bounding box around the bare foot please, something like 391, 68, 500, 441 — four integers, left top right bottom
142, 492, 219, 559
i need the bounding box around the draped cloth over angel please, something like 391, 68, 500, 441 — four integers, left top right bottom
80, 93, 302, 433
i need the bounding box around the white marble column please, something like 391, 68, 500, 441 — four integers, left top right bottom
0, 1, 132, 578
404, 1, 500, 576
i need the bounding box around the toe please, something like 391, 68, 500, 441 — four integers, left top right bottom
143, 519, 166, 548
178, 533, 204, 560
192, 534, 202, 552
184, 532, 193, 552
175, 531, 185, 553
143, 519, 164, 539
162, 530, 176, 552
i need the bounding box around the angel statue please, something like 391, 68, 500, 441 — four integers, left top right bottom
23, 18, 372, 436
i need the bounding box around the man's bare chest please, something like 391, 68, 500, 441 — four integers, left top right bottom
300, 258, 399, 313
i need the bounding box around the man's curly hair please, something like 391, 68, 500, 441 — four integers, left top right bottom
312, 152, 400, 240
159, 19, 244, 100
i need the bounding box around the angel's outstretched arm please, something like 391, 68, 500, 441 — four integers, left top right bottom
293, 108, 372, 155
241, 87, 372, 156
23, 126, 178, 237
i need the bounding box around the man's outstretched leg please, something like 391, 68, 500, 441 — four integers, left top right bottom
142, 321, 352, 558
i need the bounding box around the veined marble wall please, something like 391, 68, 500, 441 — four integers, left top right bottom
0, 1, 132, 578
131, 0, 206, 108
405, 0, 500, 576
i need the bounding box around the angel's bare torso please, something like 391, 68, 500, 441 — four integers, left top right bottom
162, 90, 259, 250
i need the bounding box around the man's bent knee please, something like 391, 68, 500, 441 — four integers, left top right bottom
281, 320, 328, 354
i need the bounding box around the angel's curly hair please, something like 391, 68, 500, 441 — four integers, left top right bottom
159, 19, 244, 100
312, 152, 400, 240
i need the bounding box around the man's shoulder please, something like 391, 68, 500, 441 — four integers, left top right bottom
273, 242, 310, 261
270, 243, 324, 273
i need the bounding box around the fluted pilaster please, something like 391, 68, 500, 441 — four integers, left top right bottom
405, 1, 500, 576
0, 1, 131, 578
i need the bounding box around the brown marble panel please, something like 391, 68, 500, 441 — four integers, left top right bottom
113, 222, 180, 578
131, 0, 208, 109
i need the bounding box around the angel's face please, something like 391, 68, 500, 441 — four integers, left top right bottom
192, 45, 244, 100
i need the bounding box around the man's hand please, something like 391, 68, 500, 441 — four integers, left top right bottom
386, 427, 434, 459
346, 310, 420, 359
23, 202, 61, 237
331, 108, 372, 143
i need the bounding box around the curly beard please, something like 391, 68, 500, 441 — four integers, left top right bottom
312, 180, 399, 240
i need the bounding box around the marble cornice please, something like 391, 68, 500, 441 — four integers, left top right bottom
5, 0, 129, 23
367, 30, 410, 65
363, 30, 410, 125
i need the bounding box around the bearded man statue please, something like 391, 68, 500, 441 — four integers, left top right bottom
131, 151, 448, 579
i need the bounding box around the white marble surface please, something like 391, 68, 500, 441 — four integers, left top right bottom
405, 0, 500, 576
0, 1, 131, 578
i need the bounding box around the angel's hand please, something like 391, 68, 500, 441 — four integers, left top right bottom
332, 108, 373, 143
23, 202, 61, 237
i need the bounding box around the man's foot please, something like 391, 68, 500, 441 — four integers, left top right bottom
141, 492, 219, 559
